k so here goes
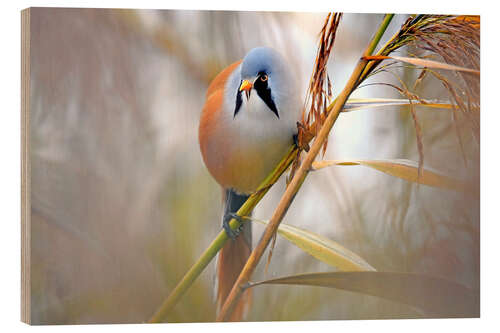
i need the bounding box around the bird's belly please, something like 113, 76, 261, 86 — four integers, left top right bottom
205, 116, 295, 194
222, 135, 291, 194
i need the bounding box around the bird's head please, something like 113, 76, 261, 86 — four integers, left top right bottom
234, 47, 295, 119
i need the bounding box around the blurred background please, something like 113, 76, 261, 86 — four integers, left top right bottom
29, 8, 479, 324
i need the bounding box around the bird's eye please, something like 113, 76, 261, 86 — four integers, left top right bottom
260, 74, 268, 82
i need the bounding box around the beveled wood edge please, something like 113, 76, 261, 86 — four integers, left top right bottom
21, 7, 31, 325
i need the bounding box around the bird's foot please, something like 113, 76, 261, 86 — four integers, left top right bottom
295, 122, 312, 152
293, 133, 299, 147
223, 212, 244, 240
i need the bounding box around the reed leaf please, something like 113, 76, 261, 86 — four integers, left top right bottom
343, 98, 453, 112
363, 55, 479, 75
252, 218, 375, 271
247, 271, 479, 318
312, 159, 466, 192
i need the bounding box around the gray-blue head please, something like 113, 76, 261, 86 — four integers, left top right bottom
240, 47, 287, 79
235, 47, 297, 119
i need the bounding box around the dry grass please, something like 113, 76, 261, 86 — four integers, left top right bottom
357, 15, 480, 174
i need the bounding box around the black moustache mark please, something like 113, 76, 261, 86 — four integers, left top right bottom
234, 88, 242, 117
254, 73, 279, 119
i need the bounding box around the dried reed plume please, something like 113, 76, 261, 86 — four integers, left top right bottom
291, 13, 342, 181
298, 15, 480, 176
299, 13, 342, 155
371, 15, 480, 168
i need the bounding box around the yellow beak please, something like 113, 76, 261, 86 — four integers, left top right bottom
239, 80, 253, 92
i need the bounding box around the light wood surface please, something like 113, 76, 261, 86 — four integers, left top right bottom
21, 7, 31, 325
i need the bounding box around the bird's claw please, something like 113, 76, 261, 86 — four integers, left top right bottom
294, 123, 312, 152
223, 212, 244, 240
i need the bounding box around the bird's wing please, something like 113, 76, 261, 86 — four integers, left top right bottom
200, 60, 242, 188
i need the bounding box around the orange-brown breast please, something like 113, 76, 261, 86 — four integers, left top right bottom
199, 60, 242, 191
199, 88, 224, 180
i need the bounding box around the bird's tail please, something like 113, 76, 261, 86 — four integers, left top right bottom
216, 189, 252, 321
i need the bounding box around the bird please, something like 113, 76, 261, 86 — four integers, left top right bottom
199, 47, 301, 321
